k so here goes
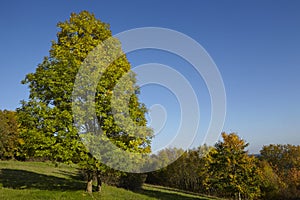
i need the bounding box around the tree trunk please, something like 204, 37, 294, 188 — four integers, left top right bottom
86, 171, 93, 193
96, 171, 102, 192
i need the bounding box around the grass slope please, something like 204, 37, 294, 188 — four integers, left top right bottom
0, 160, 216, 200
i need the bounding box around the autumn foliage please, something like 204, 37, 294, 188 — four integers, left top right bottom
146, 133, 300, 200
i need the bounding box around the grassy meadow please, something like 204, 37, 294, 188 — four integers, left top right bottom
0, 160, 217, 200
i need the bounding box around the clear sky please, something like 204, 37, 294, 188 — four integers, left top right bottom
0, 0, 299, 153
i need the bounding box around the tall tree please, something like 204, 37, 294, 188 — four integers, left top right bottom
207, 133, 262, 200
18, 11, 152, 192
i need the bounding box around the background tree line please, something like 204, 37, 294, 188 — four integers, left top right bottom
146, 133, 300, 200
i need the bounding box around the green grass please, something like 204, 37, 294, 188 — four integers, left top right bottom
0, 160, 216, 200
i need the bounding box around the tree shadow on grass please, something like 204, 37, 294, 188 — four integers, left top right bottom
57, 169, 84, 181
0, 169, 85, 191
138, 187, 213, 200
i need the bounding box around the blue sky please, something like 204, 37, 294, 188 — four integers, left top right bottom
0, 1, 299, 153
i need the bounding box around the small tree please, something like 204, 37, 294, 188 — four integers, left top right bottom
207, 133, 262, 199
0, 110, 20, 160
258, 160, 285, 200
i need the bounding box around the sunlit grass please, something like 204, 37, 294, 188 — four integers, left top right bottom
0, 160, 217, 200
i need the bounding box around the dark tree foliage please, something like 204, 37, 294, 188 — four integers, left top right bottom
0, 110, 20, 160
260, 144, 300, 199
146, 146, 210, 194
